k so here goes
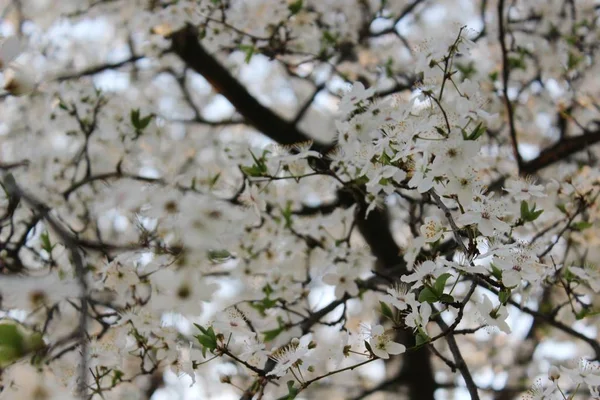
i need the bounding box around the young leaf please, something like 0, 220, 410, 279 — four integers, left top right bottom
380, 301, 394, 320
433, 273, 452, 296
418, 286, 439, 303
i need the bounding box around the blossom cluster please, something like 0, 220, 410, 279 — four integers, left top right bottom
0, 1, 599, 400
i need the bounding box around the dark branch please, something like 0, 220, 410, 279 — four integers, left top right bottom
169, 24, 330, 151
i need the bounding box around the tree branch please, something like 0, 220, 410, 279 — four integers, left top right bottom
520, 128, 600, 175
169, 24, 330, 151
498, 0, 523, 171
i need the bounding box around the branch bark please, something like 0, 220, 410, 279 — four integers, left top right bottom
520, 128, 600, 175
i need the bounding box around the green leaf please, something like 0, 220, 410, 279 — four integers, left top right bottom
281, 202, 294, 229
130, 109, 140, 128
434, 126, 447, 137
520, 201, 543, 222
0, 323, 25, 367
572, 221, 593, 231
241, 165, 264, 177
138, 114, 154, 130
40, 231, 54, 253
530, 209, 544, 221
520, 201, 529, 220
288, 0, 303, 15
418, 286, 439, 304
238, 44, 255, 64
575, 309, 588, 320
0, 324, 24, 350
567, 51, 583, 70
263, 327, 284, 342
322, 31, 337, 46
415, 331, 430, 347
194, 323, 209, 336
490, 263, 502, 280
364, 340, 373, 356
439, 294, 455, 303
556, 203, 568, 215
380, 301, 394, 320
498, 288, 511, 305
433, 273, 452, 296
286, 380, 299, 399
194, 324, 218, 357
209, 172, 221, 189
131, 109, 154, 132
466, 122, 486, 141
508, 55, 526, 70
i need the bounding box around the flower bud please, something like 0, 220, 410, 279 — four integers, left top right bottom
3, 67, 34, 96
548, 365, 560, 381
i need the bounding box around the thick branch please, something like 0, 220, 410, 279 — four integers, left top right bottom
498, 0, 523, 171
169, 24, 330, 151
521, 128, 600, 175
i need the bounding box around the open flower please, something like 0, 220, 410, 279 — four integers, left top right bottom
458, 194, 510, 236
267, 336, 312, 377
420, 216, 445, 242
368, 324, 405, 359
560, 358, 600, 386
476, 295, 511, 333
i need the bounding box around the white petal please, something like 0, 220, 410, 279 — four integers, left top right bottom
370, 343, 389, 359
386, 342, 406, 355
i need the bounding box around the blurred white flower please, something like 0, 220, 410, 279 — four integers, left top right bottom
3, 66, 35, 96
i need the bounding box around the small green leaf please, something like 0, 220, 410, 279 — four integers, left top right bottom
130, 109, 140, 127
194, 323, 209, 336
418, 286, 439, 304
415, 331, 430, 347
520, 201, 529, 220
556, 203, 568, 215
286, 380, 299, 399
0, 324, 24, 350
281, 202, 294, 229
209, 172, 221, 189
263, 327, 284, 342
288, 0, 303, 15
575, 309, 588, 320
138, 114, 154, 130
520, 201, 543, 222
194, 324, 218, 357
241, 165, 264, 177
490, 263, 502, 280
572, 221, 593, 231
466, 122, 486, 141
439, 294, 455, 303
433, 273, 452, 296
498, 288, 511, 305
40, 231, 54, 253
238, 44, 255, 64
380, 301, 394, 320
0, 323, 25, 367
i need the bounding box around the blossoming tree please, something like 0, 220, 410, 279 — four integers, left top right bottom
0, 0, 600, 399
